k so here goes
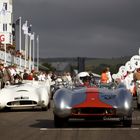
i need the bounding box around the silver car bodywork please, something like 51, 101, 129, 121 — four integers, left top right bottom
53, 83, 133, 127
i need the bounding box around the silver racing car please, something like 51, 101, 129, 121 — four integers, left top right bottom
53, 83, 133, 127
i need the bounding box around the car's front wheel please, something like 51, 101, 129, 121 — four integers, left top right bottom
122, 115, 132, 127
54, 114, 68, 128
41, 102, 51, 111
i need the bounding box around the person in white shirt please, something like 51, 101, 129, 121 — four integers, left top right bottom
124, 71, 135, 95
66, 72, 72, 85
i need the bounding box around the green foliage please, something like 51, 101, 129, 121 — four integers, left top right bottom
88, 63, 125, 75
42, 62, 56, 72
40, 56, 131, 74
85, 57, 130, 75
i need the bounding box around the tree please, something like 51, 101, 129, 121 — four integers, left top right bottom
42, 62, 56, 71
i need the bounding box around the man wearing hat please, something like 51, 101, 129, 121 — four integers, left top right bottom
0, 63, 4, 88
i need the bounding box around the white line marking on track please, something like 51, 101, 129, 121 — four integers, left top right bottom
40, 128, 139, 131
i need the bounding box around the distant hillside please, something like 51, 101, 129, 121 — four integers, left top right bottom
40, 57, 78, 63
39, 56, 131, 74
85, 56, 130, 68
85, 56, 130, 74
86, 57, 130, 65
40, 56, 130, 64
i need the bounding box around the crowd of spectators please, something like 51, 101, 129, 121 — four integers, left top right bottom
0, 62, 51, 89
0, 61, 73, 89
1, 61, 139, 97
0, 43, 28, 60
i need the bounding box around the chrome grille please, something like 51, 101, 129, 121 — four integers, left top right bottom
72, 107, 116, 115
7, 100, 37, 106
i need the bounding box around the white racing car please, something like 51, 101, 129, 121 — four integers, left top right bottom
0, 80, 50, 111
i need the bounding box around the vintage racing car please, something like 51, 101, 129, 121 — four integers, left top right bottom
0, 80, 50, 111
53, 83, 133, 127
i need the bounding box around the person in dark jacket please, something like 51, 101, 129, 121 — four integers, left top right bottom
0, 63, 4, 88
23, 69, 29, 80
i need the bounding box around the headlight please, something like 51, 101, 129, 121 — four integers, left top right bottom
60, 101, 71, 109
124, 101, 129, 109
60, 101, 65, 109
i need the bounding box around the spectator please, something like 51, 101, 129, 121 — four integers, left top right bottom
106, 67, 112, 83
133, 68, 140, 96
62, 72, 68, 82
100, 68, 108, 84
0, 63, 4, 88
133, 68, 140, 82
23, 69, 29, 80
3, 66, 14, 85
27, 72, 33, 80
124, 71, 135, 96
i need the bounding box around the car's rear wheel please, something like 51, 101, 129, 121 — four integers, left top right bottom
54, 114, 68, 128
41, 107, 47, 111
122, 115, 132, 127
137, 102, 140, 109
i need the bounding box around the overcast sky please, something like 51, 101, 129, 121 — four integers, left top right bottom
13, 0, 140, 58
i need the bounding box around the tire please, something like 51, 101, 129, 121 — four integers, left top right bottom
41, 107, 47, 111
137, 102, 140, 109
48, 102, 51, 109
122, 116, 132, 127
54, 114, 68, 128
41, 102, 51, 111
4, 107, 11, 112
50, 88, 55, 100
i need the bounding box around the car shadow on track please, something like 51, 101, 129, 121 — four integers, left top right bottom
29, 119, 125, 129
0, 108, 49, 112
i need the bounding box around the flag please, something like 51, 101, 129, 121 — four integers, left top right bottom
0, 3, 6, 16
28, 25, 32, 32
22, 21, 27, 30
30, 33, 34, 40
22, 21, 28, 34
12, 23, 16, 40
28, 25, 32, 36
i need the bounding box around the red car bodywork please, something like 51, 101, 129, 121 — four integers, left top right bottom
71, 87, 116, 117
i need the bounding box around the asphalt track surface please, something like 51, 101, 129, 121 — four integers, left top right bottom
0, 100, 140, 140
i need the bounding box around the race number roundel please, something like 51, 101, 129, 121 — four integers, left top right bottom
112, 73, 122, 80
112, 74, 117, 80
130, 55, 140, 69
119, 66, 127, 76
0, 34, 5, 42
125, 61, 135, 72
